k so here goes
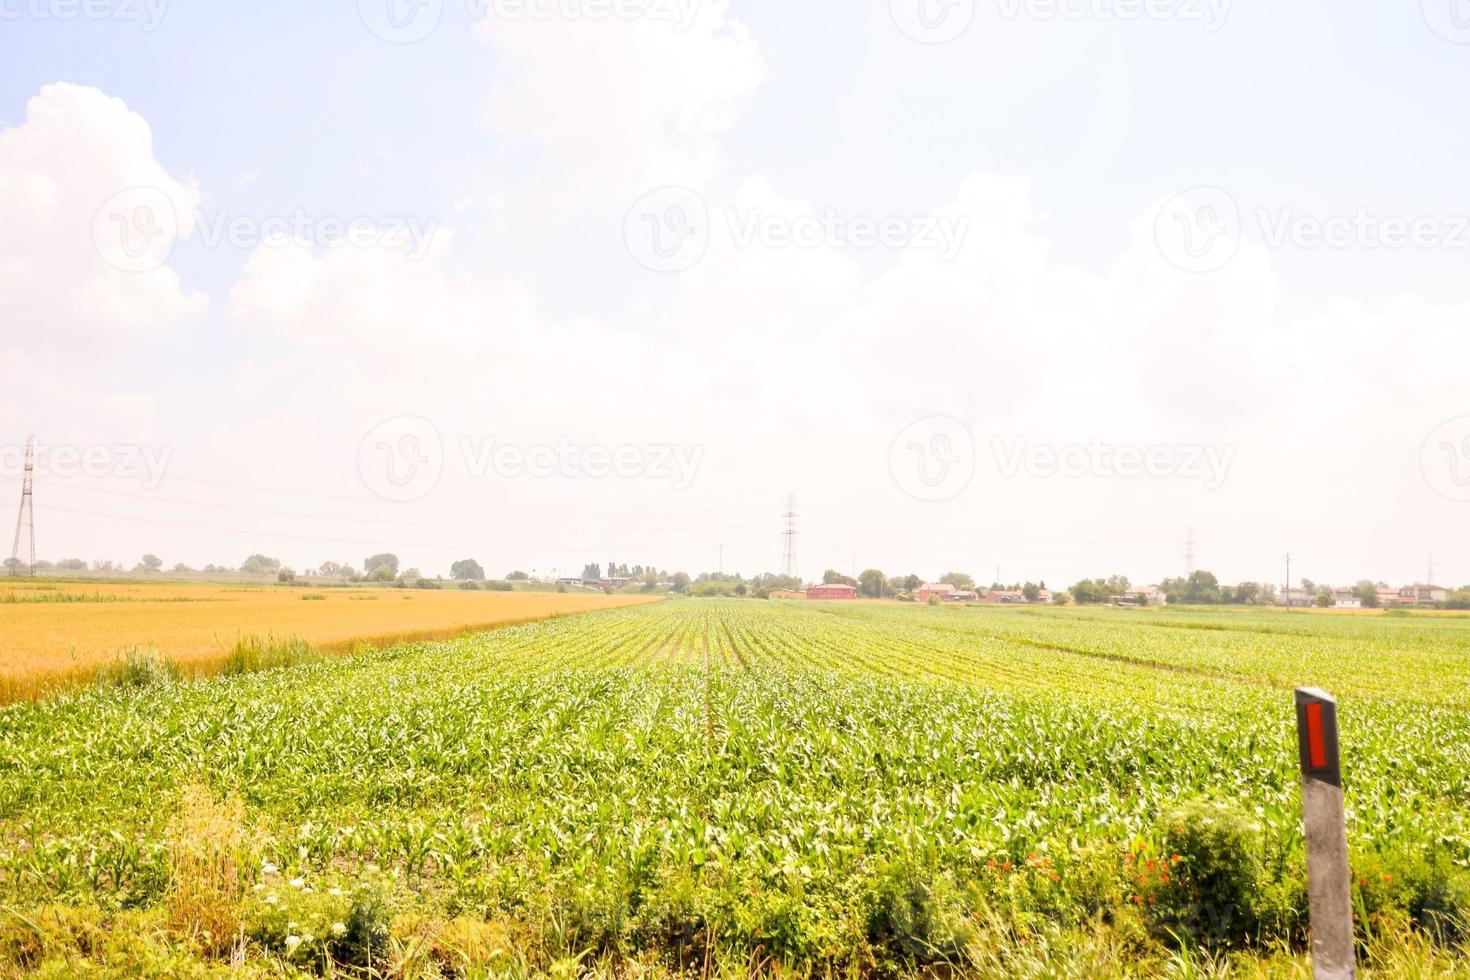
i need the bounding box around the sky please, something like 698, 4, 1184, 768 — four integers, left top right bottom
1, 0, 1469, 589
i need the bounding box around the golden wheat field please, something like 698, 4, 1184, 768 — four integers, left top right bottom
0, 580, 658, 701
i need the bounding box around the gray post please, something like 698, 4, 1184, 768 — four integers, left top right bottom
1294, 687, 1356, 979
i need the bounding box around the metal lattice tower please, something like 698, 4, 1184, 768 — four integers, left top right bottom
10, 436, 36, 577
1184, 526, 1197, 576
780, 493, 798, 580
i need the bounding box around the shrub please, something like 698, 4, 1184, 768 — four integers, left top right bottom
246, 869, 394, 970
484, 580, 514, 592
868, 862, 978, 963
1144, 799, 1268, 947
1354, 846, 1470, 944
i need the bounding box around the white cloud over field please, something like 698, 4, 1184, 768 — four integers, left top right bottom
3, 3, 1468, 584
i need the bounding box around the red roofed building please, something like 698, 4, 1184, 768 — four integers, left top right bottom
807, 583, 858, 600
915, 583, 956, 603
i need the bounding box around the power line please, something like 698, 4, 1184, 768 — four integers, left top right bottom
40, 502, 759, 554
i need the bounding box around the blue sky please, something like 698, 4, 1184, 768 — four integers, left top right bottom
2, 0, 1469, 586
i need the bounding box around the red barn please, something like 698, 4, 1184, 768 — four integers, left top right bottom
807, 583, 858, 600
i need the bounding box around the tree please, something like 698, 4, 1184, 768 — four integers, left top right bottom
858, 569, 887, 599
240, 554, 281, 576
939, 572, 975, 591
1022, 582, 1041, 603
1070, 579, 1109, 604
450, 559, 485, 581
670, 572, 691, 594
822, 569, 858, 587
57, 558, 87, 571
139, 554, 162, 573
583, 563, 602, 582
506, 570, 529, 581
364, 553, 399, 578
1053, 591, 1072, 606
400, 567, 423, 582
172, 563, 193, 573
278, 568, 297, 583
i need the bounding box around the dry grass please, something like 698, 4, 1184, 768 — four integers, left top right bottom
0, 581, 659, 702
165, 783, 248, 957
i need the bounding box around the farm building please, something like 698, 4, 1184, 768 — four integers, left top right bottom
1333, 588, 1362, 609
915, 583, 956, 603
807, 583, 858, 600
1121, 585, 1167, 606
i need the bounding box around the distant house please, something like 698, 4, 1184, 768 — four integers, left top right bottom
1122, 585, 1167, 607
1281, 588, 1316, 608
1333, 588, 1362, 609
808, 583, 858, 600
985, 589, 1026, 604
915, 583, 957, 604
1415, 584, 1448, 604
1035, 589, 1054, 604
950, 590, 980, 602
1376, 587, 1402, 607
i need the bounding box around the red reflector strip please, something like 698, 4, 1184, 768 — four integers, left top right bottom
1305, 702, 1326, 768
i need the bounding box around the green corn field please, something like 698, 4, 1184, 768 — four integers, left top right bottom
1, 600, 1467, 976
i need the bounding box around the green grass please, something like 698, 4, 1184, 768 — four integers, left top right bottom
1, 601, 1467, 976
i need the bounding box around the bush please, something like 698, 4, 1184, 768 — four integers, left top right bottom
245, 869, 394, 969
1354, 846, 1470, 943
484, 580, 514, 592
1144, 799, 1271, 947
458, 580, 480, 591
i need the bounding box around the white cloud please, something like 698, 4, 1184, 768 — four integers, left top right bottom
475, 0, 766, 212
0, 83, 207, 335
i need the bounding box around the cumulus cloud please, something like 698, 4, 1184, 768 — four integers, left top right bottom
475, 0, 766, 213
0, 83, 207, 334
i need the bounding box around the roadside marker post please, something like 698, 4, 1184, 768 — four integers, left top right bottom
1294, 687, 1356, 980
